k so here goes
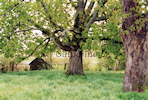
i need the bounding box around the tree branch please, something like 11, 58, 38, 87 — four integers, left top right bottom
86, 10, 98, 29
52, 29, 74, 51
27, 37, 50, 58
85, 1, 95, 14
44, 39, 50, 49
58, 28, 74, 37
28, 13, 76, 51
69, 0, 77, 9
98, 0, 108, 7
28, 20, 51, 35
84, 0, 88, 8
74, 0, 85, 29
40, 1, 63, 30
14, 28, 38, 33
95, 15, 107, 21
0, 0, 25, 17
99, 37, 123, 44
85, 0, 108, 29
41, 38, 50, 57
53, 37, 72, 51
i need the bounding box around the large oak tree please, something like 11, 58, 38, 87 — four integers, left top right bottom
1, 0, 120, 75
122, 0, 148, 92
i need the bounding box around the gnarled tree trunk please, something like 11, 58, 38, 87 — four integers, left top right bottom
122, 32, 148, 92
122, 0, 148, 92
66, 49, 84, 75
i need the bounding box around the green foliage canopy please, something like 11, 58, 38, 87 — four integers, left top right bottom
0, 0, 123, 63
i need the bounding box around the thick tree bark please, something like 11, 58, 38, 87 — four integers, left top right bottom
122, 0, 148, 92
65, 49, 84, 75
122, 32, 148, 92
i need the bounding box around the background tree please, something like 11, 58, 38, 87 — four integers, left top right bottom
0, 0, 120, 75
122, 0, 148, 92
85, 1, 125, 71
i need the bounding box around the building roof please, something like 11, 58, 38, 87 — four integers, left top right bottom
29, 58, 50, 66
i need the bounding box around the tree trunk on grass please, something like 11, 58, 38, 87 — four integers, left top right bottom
65, 49, 84, 75
10, 61, 14, 72
11, 62, 14, 71
122, 0, 148, 92
64, 63, 67, 70
122, 32, 148, 92
49, 51, 52, 66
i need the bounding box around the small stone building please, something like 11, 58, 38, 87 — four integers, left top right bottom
29, 58, 52, 71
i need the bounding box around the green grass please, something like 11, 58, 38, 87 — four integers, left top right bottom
0, 70, 148, 100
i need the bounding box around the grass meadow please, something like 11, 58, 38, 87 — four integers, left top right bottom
0, 70, 148, 100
